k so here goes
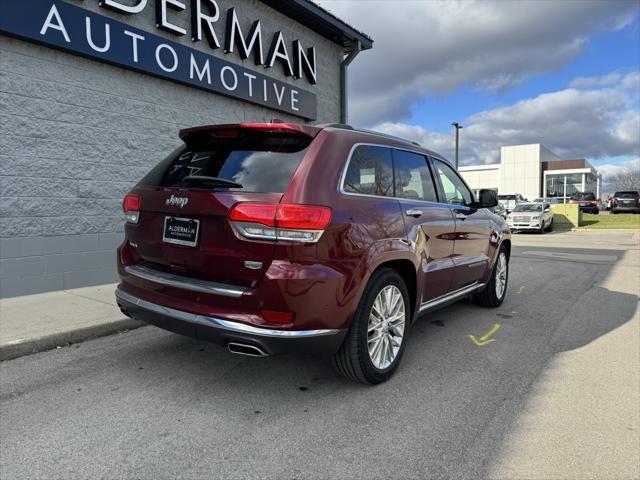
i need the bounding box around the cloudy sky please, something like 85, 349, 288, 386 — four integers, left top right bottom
318, 0, 640, 177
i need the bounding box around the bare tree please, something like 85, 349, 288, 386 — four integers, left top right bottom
604, 165, 640, 193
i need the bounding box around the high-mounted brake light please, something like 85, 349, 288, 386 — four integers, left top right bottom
211, 129, 241, 138
122, 193, 141, 224
179, 123, 315, 141
228, 203, 331, 243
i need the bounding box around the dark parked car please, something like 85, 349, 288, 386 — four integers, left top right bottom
611, 191, 640, 214
116, 123, 511, 384
569, 192, 599, 214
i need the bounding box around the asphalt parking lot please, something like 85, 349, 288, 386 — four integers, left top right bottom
1, 231, 638, 480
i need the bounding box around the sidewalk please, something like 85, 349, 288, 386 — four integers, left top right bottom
0, 283, 143, 361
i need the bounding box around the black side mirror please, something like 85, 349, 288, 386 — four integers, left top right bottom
476, 189, 498, 208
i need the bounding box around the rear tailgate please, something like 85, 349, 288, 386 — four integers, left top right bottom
123, 123, 319, 287
128, 189, 281, 286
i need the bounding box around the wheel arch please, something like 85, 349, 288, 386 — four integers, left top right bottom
370, 259, 418, 320
501, 238, 511, 259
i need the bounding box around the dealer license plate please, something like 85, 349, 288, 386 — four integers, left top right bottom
163, 216, 200, 247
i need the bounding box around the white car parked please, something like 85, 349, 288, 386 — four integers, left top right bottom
507, 202, 554, 233
498, 193, 527, 213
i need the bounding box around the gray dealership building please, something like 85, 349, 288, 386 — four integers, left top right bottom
0, 0, 371, 297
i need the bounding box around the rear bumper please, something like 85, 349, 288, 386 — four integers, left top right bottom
577, 205, 599, 213
115, 288, 347, 355
612, 206, 640, 212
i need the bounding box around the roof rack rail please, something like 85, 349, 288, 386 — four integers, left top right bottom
356, 128, 421, 147
317, 123, 354, 130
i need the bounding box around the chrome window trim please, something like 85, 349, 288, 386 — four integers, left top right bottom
124, 264, 247, 297
115, 288, 342, 338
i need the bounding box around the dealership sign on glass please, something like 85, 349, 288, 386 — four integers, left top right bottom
0, 0, 318, 119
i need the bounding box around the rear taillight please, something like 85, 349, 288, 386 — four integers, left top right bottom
228, 203, 331, 243
122, 193, 141, 224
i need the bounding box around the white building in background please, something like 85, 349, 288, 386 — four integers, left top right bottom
459, 144, 602, 202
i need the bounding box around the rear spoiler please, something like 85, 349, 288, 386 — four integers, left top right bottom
179, 123, 322, 142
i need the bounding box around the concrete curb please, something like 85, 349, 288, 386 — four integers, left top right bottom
0, 318, 145, 362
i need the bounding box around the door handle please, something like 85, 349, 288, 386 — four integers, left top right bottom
455, 213, 467, 220
405, 209, 423, 217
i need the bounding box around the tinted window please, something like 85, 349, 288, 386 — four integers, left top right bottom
393, 150, 438, 202
140, 133, 311, 193
433, 160, 473, 206
343, 146, 393, 197
614, 191, 639, 198
498, 195, 517, 200
571, 192, 596, 201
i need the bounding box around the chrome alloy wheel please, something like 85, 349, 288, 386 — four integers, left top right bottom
495, 252, 508, 299
367, 285, 406, 369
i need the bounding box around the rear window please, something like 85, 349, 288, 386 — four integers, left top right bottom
614, 191, 639, 198
571, 192, 596, 200
138, 133, 311, 193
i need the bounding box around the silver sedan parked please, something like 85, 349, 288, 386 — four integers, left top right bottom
507, 202, 554, 233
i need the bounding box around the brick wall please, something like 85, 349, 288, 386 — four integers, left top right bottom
0, 0, 344, 297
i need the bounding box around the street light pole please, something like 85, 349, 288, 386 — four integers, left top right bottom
451, 122, 463, 169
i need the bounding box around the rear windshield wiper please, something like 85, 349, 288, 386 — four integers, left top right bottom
182, 176, 243, 188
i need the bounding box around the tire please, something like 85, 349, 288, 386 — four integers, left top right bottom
537, 221, 545, 234
474, 246, 509, 308
332, 268, 410, 385
546, 219, 554, 232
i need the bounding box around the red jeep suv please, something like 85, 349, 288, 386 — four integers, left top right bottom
116, 123, 511, 384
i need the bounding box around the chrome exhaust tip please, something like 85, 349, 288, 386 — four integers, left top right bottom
227, 342, 269, 357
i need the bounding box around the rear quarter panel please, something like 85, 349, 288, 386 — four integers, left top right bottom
278, 130, 422, 328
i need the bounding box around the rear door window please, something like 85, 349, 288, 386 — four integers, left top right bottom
343, 145, 394, 197
393, 149, 438, 201
139, 133, 311, 193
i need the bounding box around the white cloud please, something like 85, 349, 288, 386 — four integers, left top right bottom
372, 72, 640, 166
570, 72, 623, 89
319, 0, 639, 125
596, 158, 640, 179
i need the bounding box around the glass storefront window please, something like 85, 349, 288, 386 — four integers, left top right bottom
546, 174, 564, 198
565, 173, 583, 197
584, 173, 597, 195
546, 172, 593, 202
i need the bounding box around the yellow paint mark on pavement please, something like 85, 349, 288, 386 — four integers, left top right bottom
528, 265, 534, 272
517, 285, 526, 294
469, 323, 501, 346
